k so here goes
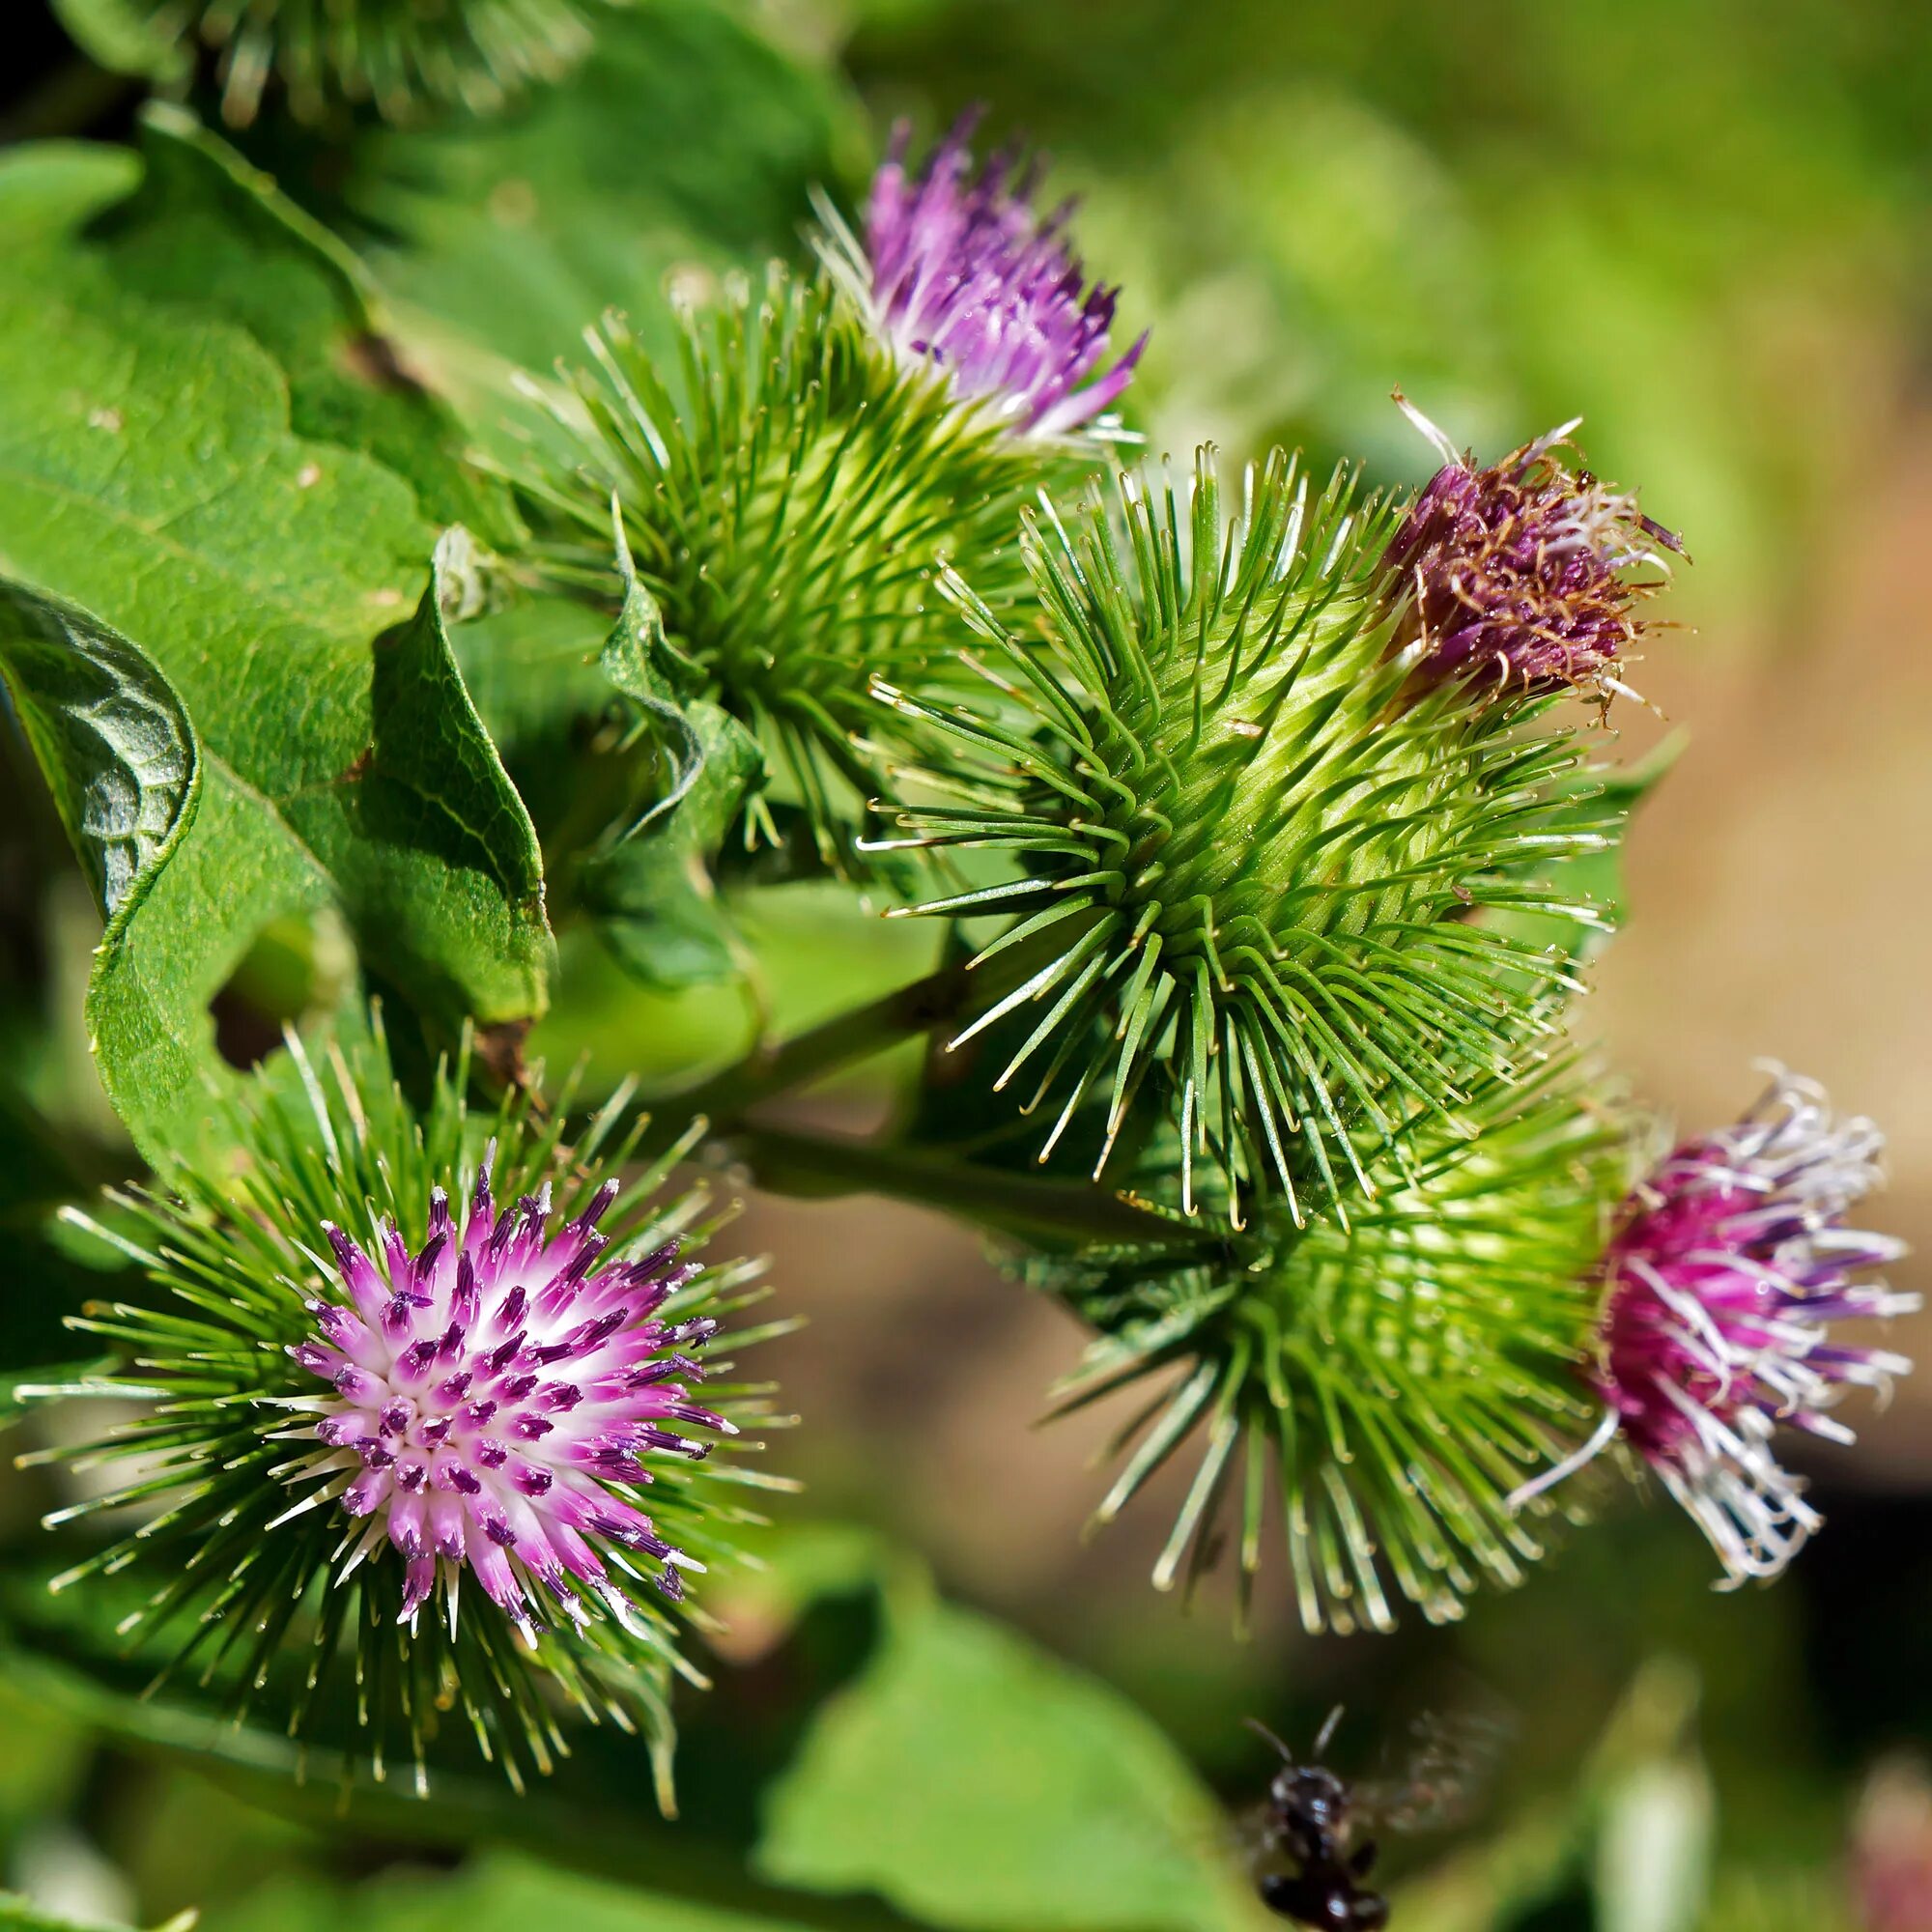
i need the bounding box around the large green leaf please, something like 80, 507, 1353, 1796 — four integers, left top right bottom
316, 0, 863, 392
755, 1577, 1263, 1932
84, 105, 509, 538
0, 1523, 1254, 1932
0, 552, 549, 1160
0, 116, 500, 541
0, 136, 552, 1157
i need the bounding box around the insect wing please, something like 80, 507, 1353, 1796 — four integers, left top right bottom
1350, 1709, 1513, 1836
1226, 1797, 1291, 1878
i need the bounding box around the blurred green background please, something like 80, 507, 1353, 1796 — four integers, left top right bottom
3, 0, 1931, 1926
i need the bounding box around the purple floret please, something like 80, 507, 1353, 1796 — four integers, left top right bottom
856, 111, 1147, 439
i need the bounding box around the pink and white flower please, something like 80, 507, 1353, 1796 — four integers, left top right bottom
283, 1146, 730, 1640
1511, 1068, 1916, 1586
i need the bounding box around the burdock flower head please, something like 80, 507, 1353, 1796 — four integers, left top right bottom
25, 1016, 784, 1794
99, 0, 611, 124
298, 1152, 724, 1637
1031, 1059, 1631, 1633
871, 446, 1632, 1222
516, 114, 1144, 871
1509, 1067, 1916, 1587
850, 111, 1148, 440
1385, 394, 1682, 706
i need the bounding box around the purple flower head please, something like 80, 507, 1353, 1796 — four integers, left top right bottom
852, 110, 1147, 439
1511, 1068, 1917, 1587
1384, 393, 1682, 705
285, 1145, 731, 1642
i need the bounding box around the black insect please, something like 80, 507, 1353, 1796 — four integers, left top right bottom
1240, 1706, 1507, 1929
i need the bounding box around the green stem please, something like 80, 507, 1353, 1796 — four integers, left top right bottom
662, 960, 969, 1123
632, 947, 1208, 1251
712, 1121, 1218, 1253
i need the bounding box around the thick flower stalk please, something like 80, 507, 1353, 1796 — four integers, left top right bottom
101, 0, 611, 125
22, 1017, 785, 1794
1033, 1059, 1631, 1633
870, 446, 1632, 1223
515, 119, 1143, 868
1386, 394, 1682, 705
1508, 1067, 1916, 1587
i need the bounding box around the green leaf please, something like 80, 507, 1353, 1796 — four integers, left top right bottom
571, 536, 764, 991
0, 113, 504, 541
0, 154, 553, 1152
0, 1522, 1248, 1932
0, 147, 138, 253
0, 550, 550, 1160
0, 585, 194, 924
329, 0, 863, 386
97, 108, 506, 533
757, 1588, 1260, 1932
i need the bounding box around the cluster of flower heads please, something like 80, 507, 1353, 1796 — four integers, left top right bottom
26, 1019, 783, 1793
853, 111, 1147, 439
1510, 1066, 1917, 1586
1387, 393, 1683, 705
18, 99, 1918, 1824
1034, 1059, 1915, 1626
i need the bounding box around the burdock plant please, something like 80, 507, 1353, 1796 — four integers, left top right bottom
21, 1017, 786, 1795
514, 114, 1145, 867
1, 43, 1912, 1892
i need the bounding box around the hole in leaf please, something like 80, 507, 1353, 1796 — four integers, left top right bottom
208, 908, 354, 1071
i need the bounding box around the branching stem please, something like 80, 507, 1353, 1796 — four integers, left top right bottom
619, 961, 1219, 1252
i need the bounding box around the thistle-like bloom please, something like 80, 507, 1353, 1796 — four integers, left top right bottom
99, 0, 609, 124
1509, 1068, 1916, 1588
25, 1018, 782, 1793
1385, 395, 1681, 704
1035, 1059, 1630, 1633
295, 1154, 728, 1638
516, 122, 1141, 873
855, 114, 1147, 438
871, 447, 1628, 1222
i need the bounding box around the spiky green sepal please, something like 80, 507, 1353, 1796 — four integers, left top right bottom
92, 0, 612, 126
872, 447, 1628, 1221
21, 1013, 789, 1797
1035, 1058, 1634, 1633
512, 266, 1102, 871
